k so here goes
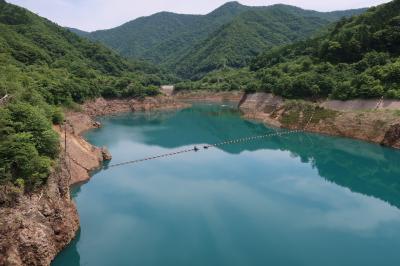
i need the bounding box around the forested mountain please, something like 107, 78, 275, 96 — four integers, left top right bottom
171, 5, 366, 79
0, 0, 167, 195
80, 1, 366, 79
176, 0, 400, 100
249, 0, 400, 99
86, 2, 250, 63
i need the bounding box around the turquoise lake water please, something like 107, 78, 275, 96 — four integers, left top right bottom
53, 103, 400, 266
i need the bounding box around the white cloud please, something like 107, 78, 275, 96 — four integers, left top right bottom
8, 0, 392, 31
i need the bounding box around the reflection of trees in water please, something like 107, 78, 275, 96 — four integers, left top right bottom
98, 103, 400, 209
133, 104, 400, 209
128, 104, 278, 151
102, 109, 180, 127
276, 133, 400, 209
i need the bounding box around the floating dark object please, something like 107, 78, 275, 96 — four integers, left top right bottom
107, 127, 308, 168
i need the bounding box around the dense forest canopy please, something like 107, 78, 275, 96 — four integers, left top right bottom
249, 0, 400, 99
177, 0, 400, 100
80, 1, 365, 79
0, 0, 171, 199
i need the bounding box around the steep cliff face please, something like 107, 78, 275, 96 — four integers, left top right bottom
382, 124, 400, 148
239, 93, 400, 149
56, 113, 105, 186
0, 158, 79, 266
0, 111, 103, 266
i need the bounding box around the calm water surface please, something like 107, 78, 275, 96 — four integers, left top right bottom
53, 103, 400, 266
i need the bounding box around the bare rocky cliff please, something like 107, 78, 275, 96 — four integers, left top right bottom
0, 112, 102, 266
239, 93, 400, 149
57, 113, 105, 186
0, 157, 79, 266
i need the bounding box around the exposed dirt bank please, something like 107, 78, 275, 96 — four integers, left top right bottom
64, 95, 189, 186
57, 114, 104, 186
83, 95, 190, 117
322, 99, 400, 111
240, 93, 400, 149
174, 90, 244, 103
62, 95, 189, 186
0, 95, 188, 265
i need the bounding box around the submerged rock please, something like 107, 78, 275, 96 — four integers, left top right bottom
93, 121, 101, 128
102, 147, 112, 161
382, 123, 400, 148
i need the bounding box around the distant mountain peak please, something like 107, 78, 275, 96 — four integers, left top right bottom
221, 1, 243, 8
209, 1, 248, 17
212, 1, 246, 11
152, 11, 178, 17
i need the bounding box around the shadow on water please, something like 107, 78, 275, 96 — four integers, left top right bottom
95, 104, 283, 153
52, 229, 81, 266
276, 133, 400, 209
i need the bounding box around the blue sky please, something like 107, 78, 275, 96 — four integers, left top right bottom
8, 0, 392, 31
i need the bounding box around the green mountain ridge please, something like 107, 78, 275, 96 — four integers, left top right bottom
86, 1, 250, 63
78, 1, 366, 79
171, 5, 365, 79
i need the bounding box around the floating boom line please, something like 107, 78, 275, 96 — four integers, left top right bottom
107, 129, 302, 169
105, 105, 318, 169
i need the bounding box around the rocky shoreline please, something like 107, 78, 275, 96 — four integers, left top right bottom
174, 90, 244, 103
82, 95, 191, 117
239, 93, 400, 149
1, 92, 399, 265
63, 95, 190, 186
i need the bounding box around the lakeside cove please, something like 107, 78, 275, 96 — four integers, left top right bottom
55, 98, 400, 266
1, 91, 400, 265
2, 0, 400, 264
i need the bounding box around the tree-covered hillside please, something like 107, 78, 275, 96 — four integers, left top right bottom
250, 0, 400, 99
176, 0, 400, 100
81, 1, 365, 79
0, 0, 168, 199
171, 5, 366, 79
86, 2, 250, 64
